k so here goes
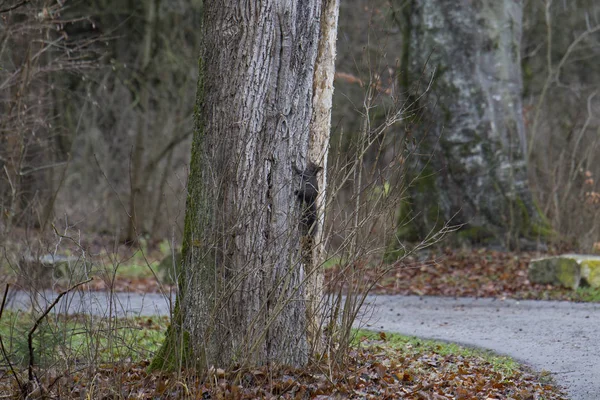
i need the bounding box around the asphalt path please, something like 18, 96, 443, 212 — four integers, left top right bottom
6, 291, 598, 399
360, 295, 599, 400
5, 289, 173, 318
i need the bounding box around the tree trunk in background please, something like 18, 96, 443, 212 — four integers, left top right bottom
154, 0, 328, 370
126, 0, 157, 243
400, 0, 539, 248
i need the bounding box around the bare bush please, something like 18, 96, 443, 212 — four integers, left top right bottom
0, 0, 103, 234
523, 0, 600, 249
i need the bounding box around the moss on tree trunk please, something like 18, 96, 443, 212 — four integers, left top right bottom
387, 0, 546, 253
151, 0, 333, 371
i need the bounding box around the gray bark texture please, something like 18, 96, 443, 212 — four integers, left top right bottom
180, 0, 324, 369
306, 0, 339, 354
403, 0, 538, 247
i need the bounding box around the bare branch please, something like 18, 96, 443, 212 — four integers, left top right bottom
28, 278, 93, 383
0, 0, 29, 14
0, 284, 23, 393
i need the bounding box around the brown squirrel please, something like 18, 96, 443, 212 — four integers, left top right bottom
293, 162, 322, 235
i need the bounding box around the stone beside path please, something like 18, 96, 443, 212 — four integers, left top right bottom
529, 253, 600, 289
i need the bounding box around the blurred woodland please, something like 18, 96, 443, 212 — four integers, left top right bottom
1, 0, 600, 252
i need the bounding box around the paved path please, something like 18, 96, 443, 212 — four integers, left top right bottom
7, 291, 599, 399
361, 295, 599, 400
5, 290, 173, 317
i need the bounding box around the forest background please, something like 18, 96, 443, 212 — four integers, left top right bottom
2, 0, 599, 254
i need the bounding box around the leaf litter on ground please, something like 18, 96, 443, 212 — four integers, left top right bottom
0, 330, 568, 399
326, 247, 600, 302
0, 242, 578, 398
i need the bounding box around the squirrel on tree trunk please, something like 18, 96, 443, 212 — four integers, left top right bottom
293, 162, 322, 235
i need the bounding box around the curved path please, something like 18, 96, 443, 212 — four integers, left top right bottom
6, 291, 599, 399
361, 295, 599, 400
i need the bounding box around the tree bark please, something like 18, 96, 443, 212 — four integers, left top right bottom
306, 0, 339, 355
400, 0, 538, 248
126, 0, 157, 242
156, 0, 331, 370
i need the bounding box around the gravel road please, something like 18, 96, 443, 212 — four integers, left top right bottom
7, 291, 598, 399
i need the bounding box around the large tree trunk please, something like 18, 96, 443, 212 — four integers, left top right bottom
400, 0, 539, 248
154, 0, 332, 370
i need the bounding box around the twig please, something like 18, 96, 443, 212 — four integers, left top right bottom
144, 130, 193, 176
27, 278, 92, 383
51, 223, 86, 257
0, 284, 9, 321
19, 161, 68, 176
93, 153, 131, 218
0, 0, 30, 14
0, 284, 23, 392
2, 165, 14, 194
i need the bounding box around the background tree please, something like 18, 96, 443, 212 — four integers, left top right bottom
0, 0, 202, 241
153, 0, 338, 370
54, 0, 202, 241
4, 1, 597, 252
391, 0, 540, 250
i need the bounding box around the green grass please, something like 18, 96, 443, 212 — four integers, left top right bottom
1, 311, 520, 376
575, 286, 600, 301
543, 286, 600, 302
107, 259, 157, 279
0, 311, 169, 367
321, 256, 341, 270
102, 239, 180, 282
1, 315, 564, 399
354, 329, 520, 376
